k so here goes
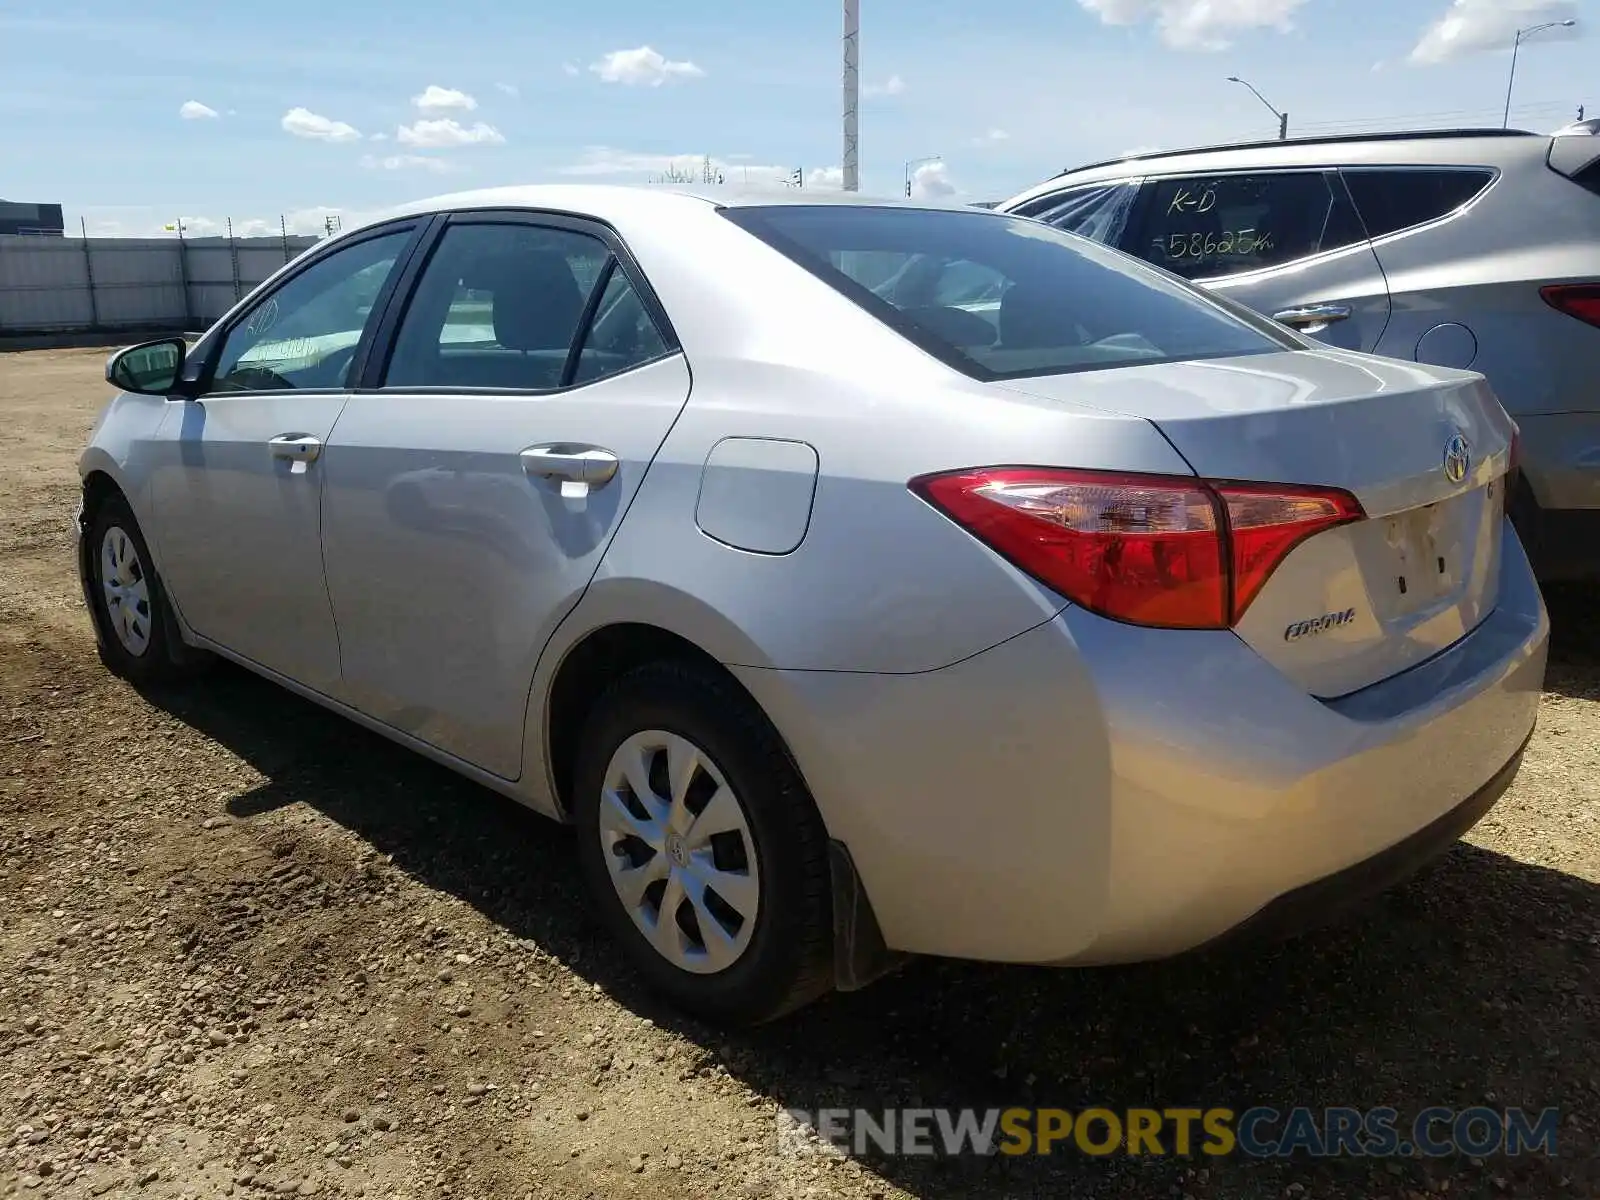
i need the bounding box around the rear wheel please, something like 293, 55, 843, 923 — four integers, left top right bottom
573, 661, 834, 1026
87, 495, 206, 685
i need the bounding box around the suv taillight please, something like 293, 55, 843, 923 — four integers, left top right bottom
1541, 284, 1600, 329
911, 467, 1364, 630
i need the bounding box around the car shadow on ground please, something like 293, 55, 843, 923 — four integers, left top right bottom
1542, 583, 1600, 701
144, 660, 1598, 1200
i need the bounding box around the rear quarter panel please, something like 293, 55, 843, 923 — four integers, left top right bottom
1369, 159, 1600, 420
540, 205, 1203, 677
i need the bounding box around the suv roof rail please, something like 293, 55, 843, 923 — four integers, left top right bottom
1057, 127, 1542, 178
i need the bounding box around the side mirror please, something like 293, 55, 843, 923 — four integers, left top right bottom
106, 337, 188, 396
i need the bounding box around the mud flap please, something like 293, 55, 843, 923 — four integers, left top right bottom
829, 840, 909, 991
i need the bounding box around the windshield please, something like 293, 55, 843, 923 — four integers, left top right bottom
722, 204, 1295, 381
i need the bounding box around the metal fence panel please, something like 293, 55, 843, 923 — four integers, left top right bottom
1, 234, 318, 335
0, 239, 95, 331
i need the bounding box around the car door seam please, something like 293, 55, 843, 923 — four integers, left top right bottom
515, 354, 699, 785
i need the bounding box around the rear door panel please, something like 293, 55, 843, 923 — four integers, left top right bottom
320, 214, 690, 780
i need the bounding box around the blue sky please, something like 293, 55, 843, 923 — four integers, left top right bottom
0, 0, 1590, 236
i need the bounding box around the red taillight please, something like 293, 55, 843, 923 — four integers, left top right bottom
911, 467, 1364, 630
1541, 284, 1600, 329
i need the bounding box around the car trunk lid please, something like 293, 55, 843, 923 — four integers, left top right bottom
997, 348, 1518, 697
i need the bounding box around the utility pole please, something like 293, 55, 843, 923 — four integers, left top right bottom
1505, 20, 1578, 128
843, 0, 860, 191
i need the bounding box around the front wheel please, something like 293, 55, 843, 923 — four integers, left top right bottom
86, 494, 207, 685
572, 661, 834, 1026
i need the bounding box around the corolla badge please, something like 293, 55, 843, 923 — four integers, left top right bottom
1443, 433, 1471, 485
1284, 607, 1357, 643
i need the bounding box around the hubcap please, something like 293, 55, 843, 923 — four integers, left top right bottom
98, 525, 152, 656
598, 730, 760, 975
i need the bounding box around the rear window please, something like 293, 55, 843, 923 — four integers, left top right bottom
1341, 168, 1495, 239
721, 205, 1293, 382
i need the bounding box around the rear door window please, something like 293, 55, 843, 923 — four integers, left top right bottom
1340, 168, 1496, 238
383, 223, 609, 391
1125, 171, 1366, 280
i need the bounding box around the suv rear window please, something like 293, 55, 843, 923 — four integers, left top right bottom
1341, 168, 1495, 239
721, 205, 1293, 382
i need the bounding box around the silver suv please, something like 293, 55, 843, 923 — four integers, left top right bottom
999, 126, 1600, 581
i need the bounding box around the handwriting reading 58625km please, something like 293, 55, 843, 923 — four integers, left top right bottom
1155, 230, 1277, 261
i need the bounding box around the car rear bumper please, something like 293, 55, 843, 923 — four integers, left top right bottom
1516, 412, 1600, 514
1190, 729, 1528, 953
1509, 470, 1600, 582
736, 519, 1548, 966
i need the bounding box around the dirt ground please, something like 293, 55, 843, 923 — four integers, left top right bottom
0, 346, 1596, 1200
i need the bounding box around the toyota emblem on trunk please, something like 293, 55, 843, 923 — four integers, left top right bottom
1443, 433, 1471, 484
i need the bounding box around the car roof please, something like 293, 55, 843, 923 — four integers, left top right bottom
372, 182, 981, 227
1004, 127, 1551, 206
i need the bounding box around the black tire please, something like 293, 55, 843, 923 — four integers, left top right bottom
573, 661, 834, 1026
86, 494, 208, 685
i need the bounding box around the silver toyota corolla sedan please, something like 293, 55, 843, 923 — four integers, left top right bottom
78, 186, 1549, 1026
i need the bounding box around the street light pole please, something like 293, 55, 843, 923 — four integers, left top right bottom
1227, 75, 1288, 140
904, 155, 941, 198
1504, 20, 1577, 129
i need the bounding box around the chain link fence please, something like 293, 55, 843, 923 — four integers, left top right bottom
0, 231, 321, 338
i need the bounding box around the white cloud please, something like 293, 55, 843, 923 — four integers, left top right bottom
807, 166, 845, 189
863, 74, 906, 97
910, 161, 958, 200
495, 82, 520, 97
397, 118, 506, 148
1120, 144, 1163, 156
1409, 0, 1579, 65
412, 84, 477, 111
1078, 0, 1306, 50
179, 100, 219, 120
360, 153, 453, 173
971, 128, 1011, 146
370, 132, 389, 141
590, 46, 704, 86
281, 107, 361, 143
563, 62, 581, 77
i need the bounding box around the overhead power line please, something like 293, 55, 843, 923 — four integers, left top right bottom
1289, 99, 1577, 135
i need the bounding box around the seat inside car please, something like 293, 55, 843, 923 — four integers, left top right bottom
390, 247, 587, 390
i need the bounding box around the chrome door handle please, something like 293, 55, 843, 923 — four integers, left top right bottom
268, 434, 322, 472
1271, 303, 1353, 333
520, 444, 620, 499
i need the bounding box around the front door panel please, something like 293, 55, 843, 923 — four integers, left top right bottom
149, 394, 348, 690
